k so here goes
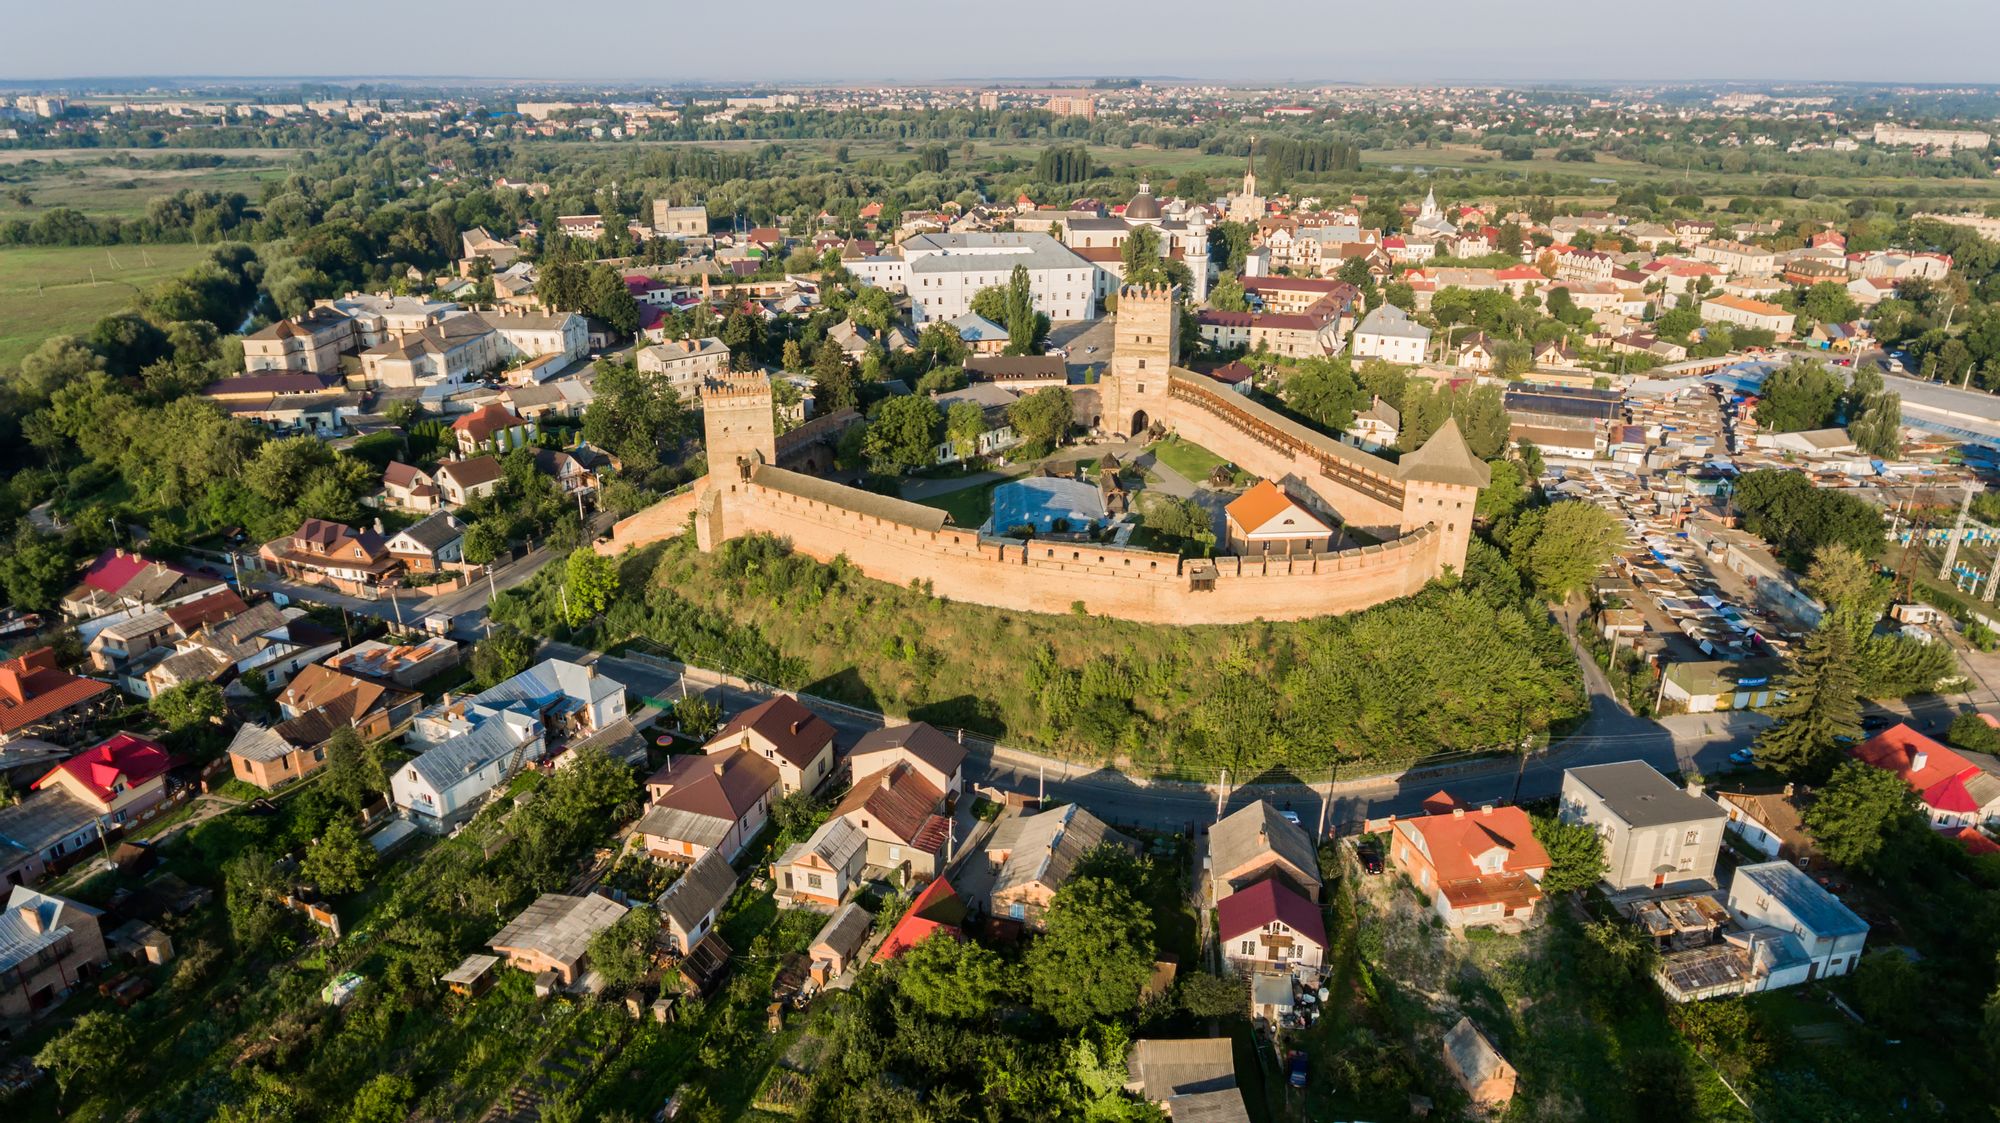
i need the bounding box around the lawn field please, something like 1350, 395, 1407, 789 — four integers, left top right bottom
0, 161, 288, 220
0, 242, 218, 368
1362, 142, 2000, 198
906, 476, 1002, 529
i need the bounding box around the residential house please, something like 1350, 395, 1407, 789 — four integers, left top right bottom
703, 696, 836, 796
846, 722, 966, 800
33, 732, 177, 828
873, 876, 966, 961
1207, 799, 1322, 905
204, 372, 357, 436
1224, 480, 1333, 556
636, 337, 731, 398
0, 649, 114, 745
636, 748, 780, 864
451, 404, 535, 455
141, 602, 339, 699
380, 462, 441, 513
533, 447, 602, 499
1350, 303, 1432, 363
394, 659, 627, 830
1559, 761, 1727, 891
1701, 295, 1795, 340
930, 383, 1024, 463
832, 760, 952, 882
61, 549, 220, 622
1346, 396, 1400, 451
1217, 876, 1327, 978
1726, 861, 1868, 981
807, 901, 872, 987
487, 892, 628, 986
384, 512, 466, 573
1851, 723, 2000, 827
460, 226, 520, 270
656, 849, 736, 955
1385, 794, 1551, 929
86, 588, 246, 678
259, 518, 402, 594
1124, 1038, 1252, 1123
949, 311, 1010, 355
435, 456, 506, 506
227, 663, 421, 790
0, 886, 109, 1018
240, 307, 356, 374
1455, 331, 1496, 371
1443, 1017, 1518, 1112
985, 804, 1135, 929
1714, 788, 1813, 863
321, 636, 460, 689
769, 815, 868, 908
1195, 308, 1343, 359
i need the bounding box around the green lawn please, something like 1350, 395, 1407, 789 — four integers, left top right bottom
1145, 436, 1233, 485
0, 241, 218, 368
906, 478, 1002, 529
0, 163, 288, 221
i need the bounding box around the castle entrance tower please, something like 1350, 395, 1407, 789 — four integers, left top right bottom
1102, 284, 1180, 439
701, 372, 776, 477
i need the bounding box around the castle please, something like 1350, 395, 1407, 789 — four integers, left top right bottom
598, 286, 1488, 626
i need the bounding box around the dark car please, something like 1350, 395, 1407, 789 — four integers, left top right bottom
1357, 842, 1384, 875
1860, 713, 1894, 733
1287, 1050, 1308, 1088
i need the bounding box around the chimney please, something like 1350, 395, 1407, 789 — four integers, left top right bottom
1911, 751, 1928, 773
1257, 826, 1268, 848
1480, 805, 1493, 816
373, 518, 385, 535
1452, 807, 1466, 819
1783, 782, 1795, 798
713, 759, 726, 777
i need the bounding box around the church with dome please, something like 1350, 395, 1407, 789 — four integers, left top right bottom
1056, 180, 1214, 302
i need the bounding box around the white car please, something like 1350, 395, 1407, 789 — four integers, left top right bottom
1281, 810, 1301, 826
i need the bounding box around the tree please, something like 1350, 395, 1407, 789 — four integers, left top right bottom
1805, 761, 1923, 873
1007, 386, 1074, 454
1732, 469, 1886, 568
1804, 543, 1889, 631
462, 519, 509, 567
223, 847, 289, 950
564, 548, 620, 626
471, 624, 536, 689
1801, 281, 1860, 327
586, 265, 640, 335
1853, 951, 1925, 1036
37, 1011, 134, 1100
301, 819, 375, 896
945, 400, 987, 460
583, 359, 693, 480
811, 340, 859, 415
1024, 870, 1155, 1028
1003, 263, 1039, 355
1505, 500, 1622, 601
1207, 272, 1249, 312
1176, 970, 1244, 1019
673, 695, 721, 739
1847, 390, 1902, 459
586, 905, 659, 991
0, 530, 75, 612
1948, 710, 2000, 754
150, 680, 225, 733
1532, 813, 1608, 894
322, 727, 387, 810
1281, 357, 1363, 432
340, 1074, 417, 1123
1753, 619, 1863, 781
897, 931, 1012, 1019
862, 394, 943, 473
1753, 361, 1844, 433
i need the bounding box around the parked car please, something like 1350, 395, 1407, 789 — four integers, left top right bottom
1357, 841, 1384, 875
1728, 746, 1756, 767
1280, 809, 1301, 827
1287, 1050, 1309, 1088
1861, 713, 1893, 733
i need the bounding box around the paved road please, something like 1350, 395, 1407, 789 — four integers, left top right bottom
256, 513, 614, 641
554, 617, 1770, 839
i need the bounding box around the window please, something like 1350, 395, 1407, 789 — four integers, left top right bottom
806, 873, 823, 889
1009, 903, 1025, 921
1240, 940, 1256, 955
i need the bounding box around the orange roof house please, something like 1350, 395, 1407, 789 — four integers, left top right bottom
1386, 795, 1551, 930
1224, 480, 1333, 557
0, 648, 114, 743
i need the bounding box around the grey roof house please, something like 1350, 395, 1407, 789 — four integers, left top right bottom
1559, 761, 1727, 892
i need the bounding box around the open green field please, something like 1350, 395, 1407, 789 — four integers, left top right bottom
906, 477, 1002, 529
1363, 141, 2000, 198
0, 162, 288, 219
0, 242, 218, 367
0, 146, 296, 166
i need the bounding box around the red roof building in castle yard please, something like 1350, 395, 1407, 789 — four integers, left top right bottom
1385, 792, 1551, 931
1851, 723, 2000, 830
0, 648, 114, 744
33, 732, 179, 823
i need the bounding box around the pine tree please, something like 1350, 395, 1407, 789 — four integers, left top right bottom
1752, 619, 1863, 781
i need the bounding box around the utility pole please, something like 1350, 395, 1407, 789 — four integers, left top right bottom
1509, 704, 1529, 805
1939, 485, 1974, 581
1316, 757, 1337, 840
1215, 767, 1230, 820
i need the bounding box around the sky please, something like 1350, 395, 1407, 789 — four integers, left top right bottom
8, 1, 2000, 86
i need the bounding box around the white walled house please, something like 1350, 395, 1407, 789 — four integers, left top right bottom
1350, 303, 1432, 364
1727, 861, 1868, 983
899, 233, 1098, 324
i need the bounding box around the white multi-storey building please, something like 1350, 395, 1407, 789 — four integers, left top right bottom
898, 233, 1098, 324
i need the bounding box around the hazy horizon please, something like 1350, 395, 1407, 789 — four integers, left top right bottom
7, 0, 2000, 88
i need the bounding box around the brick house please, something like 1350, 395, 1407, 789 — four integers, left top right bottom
259, 518, 403, 594
1217, 876, 1327, 978
769, 815, 867, 908
1385, 793, 1551, 929
0, 648, 114, 745
637, 749, 780, 864
702, 696, 836, 796
0, 886, 109, 1018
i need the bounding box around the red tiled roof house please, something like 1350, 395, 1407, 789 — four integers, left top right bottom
1386, 793, 1552, 929
1852, 723, 2000, 829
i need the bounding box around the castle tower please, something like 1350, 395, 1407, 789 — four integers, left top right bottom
1103, 284, 1179, 439
700, 372, 776, 478
1394, 416, 1489, 576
